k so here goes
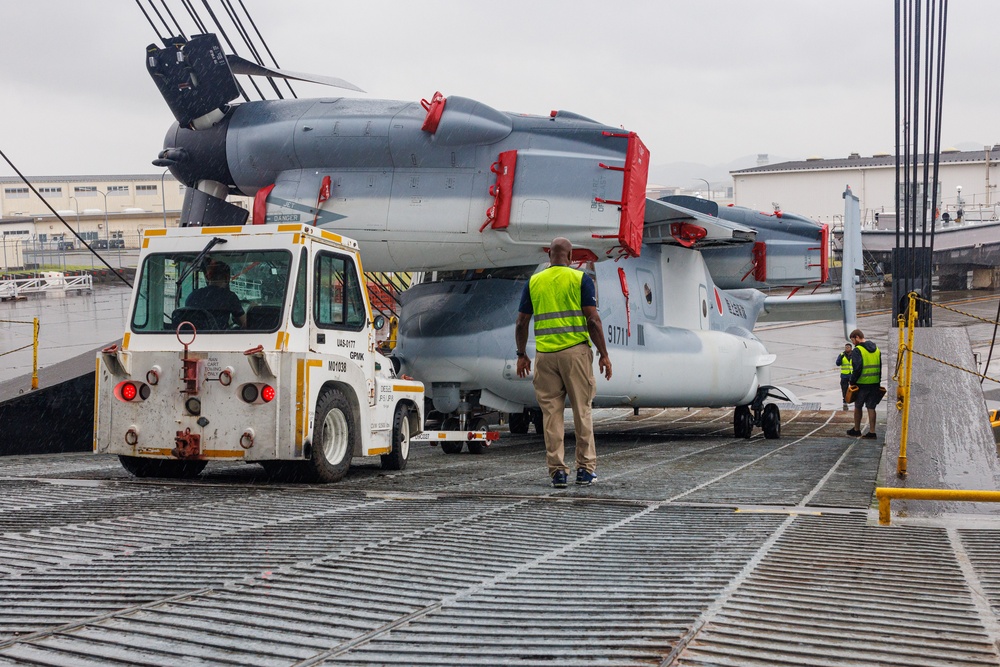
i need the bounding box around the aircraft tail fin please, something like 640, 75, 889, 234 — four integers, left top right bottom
840, 185, 862, 339
757, 186, 861, 340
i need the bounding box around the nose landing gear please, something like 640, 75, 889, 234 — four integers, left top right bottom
733, 386, 791, 439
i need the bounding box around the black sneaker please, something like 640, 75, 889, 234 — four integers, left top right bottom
863, 432, 878, 440
576, 468, 597, 486
551, 470, 568, 488
847, 428, 862, 437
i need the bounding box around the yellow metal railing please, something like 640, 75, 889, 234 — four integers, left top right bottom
892, 292, 919, 476
0, 317, 39, 389
892, 292, 1000, 477
876, 487, 1000, 525
880, 293, 1000, 524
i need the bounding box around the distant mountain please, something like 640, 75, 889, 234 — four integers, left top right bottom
646, 154, 792, 190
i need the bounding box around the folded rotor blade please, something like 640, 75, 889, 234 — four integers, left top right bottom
227, 55, 365, 93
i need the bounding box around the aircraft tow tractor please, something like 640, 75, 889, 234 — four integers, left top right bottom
94, 224, 495, 482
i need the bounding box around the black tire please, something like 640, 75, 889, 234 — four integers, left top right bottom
118, 455, 207, 479
381, 404, 411, 470
531, 409, 544, 435
508, 412, 529, 435
762, 403, 781, 439
466, 417, 489, 455
440, 417, 463, 454
309, 388, 355, 482
734, 405, 753, 439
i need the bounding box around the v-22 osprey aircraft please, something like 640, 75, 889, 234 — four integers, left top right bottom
140, 31, 852, 444
145, 32, 824, 286
392, 189, 863, 445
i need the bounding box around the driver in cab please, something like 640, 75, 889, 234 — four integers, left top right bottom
185, 260, 247, 329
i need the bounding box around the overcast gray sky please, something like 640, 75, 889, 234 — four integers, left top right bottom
1, 1, 996, 181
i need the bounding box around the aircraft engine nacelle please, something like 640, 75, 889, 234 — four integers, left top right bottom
155, 86, 648, 272
660, 196, 829, 289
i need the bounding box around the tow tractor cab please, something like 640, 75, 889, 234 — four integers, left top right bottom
95, 224, 424, 482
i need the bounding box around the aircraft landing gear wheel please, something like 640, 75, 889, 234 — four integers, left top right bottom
466, 417, 489, 455
119, 455, 207, 479
762, 403, 781, 439
440, 417, 463, 454
309, 388, 355, 482
381, 404, 411, 470
734, 405, 753, 439
509, 412, 529, 434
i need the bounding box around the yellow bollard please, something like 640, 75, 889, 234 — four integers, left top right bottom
896, 293, 918, 476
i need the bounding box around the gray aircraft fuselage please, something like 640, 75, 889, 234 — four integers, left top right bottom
394, 242, 773, 415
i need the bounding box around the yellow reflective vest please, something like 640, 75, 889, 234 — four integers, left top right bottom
857, 345, 882, 385
840, 354, 852, 375
529, 266, 590, 353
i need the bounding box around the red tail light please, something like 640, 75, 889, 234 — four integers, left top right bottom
239, 383, 275, 404
115, 381, 151, 402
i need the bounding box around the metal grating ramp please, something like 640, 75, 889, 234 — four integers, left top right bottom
676, 513, 1000, 666
0, 408, 997, 665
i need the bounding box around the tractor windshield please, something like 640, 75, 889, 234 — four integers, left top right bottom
130, 249, 293, 333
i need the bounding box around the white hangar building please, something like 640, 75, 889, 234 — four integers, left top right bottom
731, 147, 999, 227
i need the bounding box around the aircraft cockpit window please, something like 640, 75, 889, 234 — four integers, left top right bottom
131, 249, 292, 334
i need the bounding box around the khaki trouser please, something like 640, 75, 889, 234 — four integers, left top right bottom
533, 343, 597, 475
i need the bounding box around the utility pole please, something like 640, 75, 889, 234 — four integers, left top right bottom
695, 178, 711, 200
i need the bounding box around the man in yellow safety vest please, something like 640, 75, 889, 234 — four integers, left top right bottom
515, 237, 612, 488
836, 343, 853, 411
846, 329, 882, 440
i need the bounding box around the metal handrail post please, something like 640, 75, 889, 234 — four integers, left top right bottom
31, 317, 39, 390
897, 292, 918, 476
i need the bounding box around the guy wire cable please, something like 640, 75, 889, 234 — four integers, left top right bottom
236, 0, 297, 98
199, 0, 266, 101
219, 0, 284, 99
0, 149, 133, 289
156, 0, 188, 41
928, 0, 949, 260
180, 0, 210, 35
134, 0, 166, 42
